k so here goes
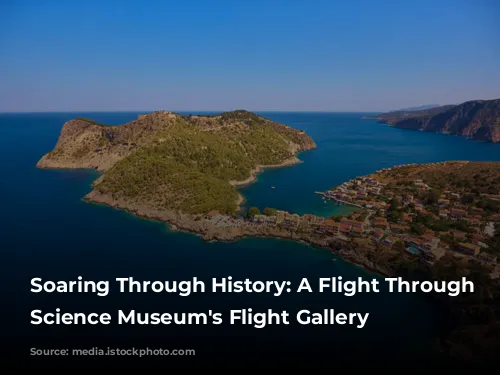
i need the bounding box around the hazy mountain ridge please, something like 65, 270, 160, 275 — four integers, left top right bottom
389, 104, 441, 112
367, 99, 500, 143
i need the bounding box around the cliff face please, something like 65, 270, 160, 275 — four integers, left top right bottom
37, 110, 316, 172
373, 99, 500, 143
37, 110, 316, 215
37, 119, 124, 171
36, 112, 188, 171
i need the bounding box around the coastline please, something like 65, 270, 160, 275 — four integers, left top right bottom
38, 152, 305, 213
235, 193, 245, 212
83, 189, 392, 279
37, 124, 383, 276
229, 156, 302, 187
64, 139, 393, 280
31, 111, 500, 361
80, 148, 310, 243
366, 117, 500, 143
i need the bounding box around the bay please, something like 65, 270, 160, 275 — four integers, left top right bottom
3, 111, 500, 363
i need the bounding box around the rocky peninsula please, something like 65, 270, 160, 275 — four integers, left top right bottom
38, 112, 500, 360
364, 99, 500, 143
37, 110, 316, 215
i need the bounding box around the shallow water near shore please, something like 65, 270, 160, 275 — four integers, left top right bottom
3, 111, 500, 361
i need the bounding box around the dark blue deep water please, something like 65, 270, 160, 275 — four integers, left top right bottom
4, 112, 500, 366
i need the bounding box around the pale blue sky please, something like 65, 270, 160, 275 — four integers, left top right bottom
0, 0, 499, 112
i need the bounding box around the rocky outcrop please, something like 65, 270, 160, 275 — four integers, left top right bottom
35, 112, 185, 171
37, 110, 316, 171
371, 99, 500, 143
37, 110, 316, 215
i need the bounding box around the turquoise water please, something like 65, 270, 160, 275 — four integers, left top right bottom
3, 111, 500, 364
244, 112, 500, 216
407, 247, 419, 255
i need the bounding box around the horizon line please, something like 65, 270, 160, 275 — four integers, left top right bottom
0, 109, 385, 114
4, 98, 497, 115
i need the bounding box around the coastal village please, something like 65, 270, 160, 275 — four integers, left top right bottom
201, 162, 500, 279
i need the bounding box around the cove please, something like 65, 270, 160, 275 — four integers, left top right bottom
4, 111, 500, 361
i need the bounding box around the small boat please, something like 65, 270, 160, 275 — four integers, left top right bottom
271, 186, 275, 189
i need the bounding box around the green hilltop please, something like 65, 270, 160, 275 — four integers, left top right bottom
37, 110, 316, 215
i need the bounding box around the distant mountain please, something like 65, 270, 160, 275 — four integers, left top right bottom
389, 104, 440, 112
366, 99, 500, 143
365, 105, 454, 122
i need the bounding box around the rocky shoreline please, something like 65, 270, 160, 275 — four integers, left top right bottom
84, 189, 391, 278
229, 156, 302, 187
35, 109, 380, 276
363, 99, 500, 143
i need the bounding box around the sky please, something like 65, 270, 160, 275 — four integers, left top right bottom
0, 0, 499, 112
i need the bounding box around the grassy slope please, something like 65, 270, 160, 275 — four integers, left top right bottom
94, 115, 303, 214
377, 161, 500, 195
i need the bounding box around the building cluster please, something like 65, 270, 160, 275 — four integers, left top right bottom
325, 174, 499, 273
326, 176, 388, 209
202, 170, 499, 278
252, 210, 367, 238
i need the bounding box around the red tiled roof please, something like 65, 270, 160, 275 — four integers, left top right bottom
323, 219, 339, 227
453, 231, 466, 238
458, 242, 480, 252
410, 237, 426, 246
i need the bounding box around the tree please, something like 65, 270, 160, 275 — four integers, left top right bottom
426, 189, 440, 205
440, 234, 458, 249
393, 241, 405, 253
411, 223, 425, 235
263, 207, 277, 216
454, 220, 472, 233
461, 194, 475, 204
389, 198, 400, 210
247, 207, 260, 218
388, 209, 403, 223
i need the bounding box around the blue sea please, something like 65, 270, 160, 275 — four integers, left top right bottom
4, 111, 500, 365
